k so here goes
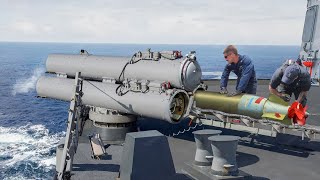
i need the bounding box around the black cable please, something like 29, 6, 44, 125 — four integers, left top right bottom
117, 62, 130, 83
115, 53, 144, 96
115, 84, 124, 95
118, 53, 139, 82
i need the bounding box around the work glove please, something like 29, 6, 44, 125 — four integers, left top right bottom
280, 94, 291, 102
220, 87, 228, 94
227, 90, 242, 97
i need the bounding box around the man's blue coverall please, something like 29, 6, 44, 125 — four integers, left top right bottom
220, 54, 257, 94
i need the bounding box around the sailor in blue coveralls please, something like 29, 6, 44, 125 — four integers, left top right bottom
220, 45, 257, 96
269, 59, 311, 107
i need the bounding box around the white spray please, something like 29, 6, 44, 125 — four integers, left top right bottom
12, 67, 45, 95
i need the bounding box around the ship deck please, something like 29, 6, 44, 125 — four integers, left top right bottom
70, 80, 320, 180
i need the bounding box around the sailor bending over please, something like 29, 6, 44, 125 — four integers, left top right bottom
220, 45, 257, 96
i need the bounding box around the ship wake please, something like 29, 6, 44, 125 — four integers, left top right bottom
0, 124, 64, 180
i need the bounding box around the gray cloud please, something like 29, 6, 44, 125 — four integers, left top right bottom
0, 0, 308, 45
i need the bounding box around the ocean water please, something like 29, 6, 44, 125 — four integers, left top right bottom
0, 42, 300, 179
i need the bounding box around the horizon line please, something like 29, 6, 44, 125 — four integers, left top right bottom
0, 40, 301, 47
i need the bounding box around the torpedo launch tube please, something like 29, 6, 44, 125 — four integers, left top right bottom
37, 76, 189, 123
37, 49, 202, 143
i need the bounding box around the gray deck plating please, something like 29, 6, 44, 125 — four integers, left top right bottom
71, 80, 320, 180
72, 120, 122, 180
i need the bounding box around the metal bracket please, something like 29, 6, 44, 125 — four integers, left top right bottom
193, 107, 320, 140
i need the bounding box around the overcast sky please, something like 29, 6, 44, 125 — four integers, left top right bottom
0, 0, 308, 45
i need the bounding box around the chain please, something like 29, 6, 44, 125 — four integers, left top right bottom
169, 121, 203, 137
